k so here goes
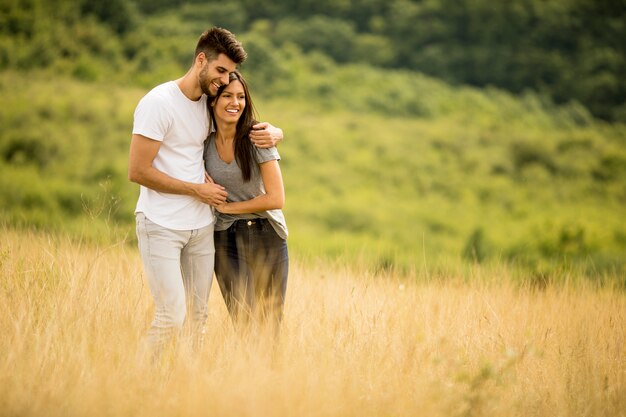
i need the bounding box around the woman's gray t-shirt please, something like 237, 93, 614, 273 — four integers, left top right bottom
203, 133, 288, 239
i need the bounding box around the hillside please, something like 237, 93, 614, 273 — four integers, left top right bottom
1, 0, 626, 278
2, 0, 625, 121
1, 65, 625, 278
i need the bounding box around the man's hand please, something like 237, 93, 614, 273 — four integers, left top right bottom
250, 122, 283, 148
194, 182, 227, 206
197, 173, 227, 206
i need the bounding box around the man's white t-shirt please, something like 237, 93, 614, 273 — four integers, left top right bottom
132, 81, 214, 230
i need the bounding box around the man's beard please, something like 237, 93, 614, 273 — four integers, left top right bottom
199, 67, 215, 97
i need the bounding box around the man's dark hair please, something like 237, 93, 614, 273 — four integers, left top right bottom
195, 27, 247, 64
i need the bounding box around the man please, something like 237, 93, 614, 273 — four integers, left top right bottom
128, 27, 283, 353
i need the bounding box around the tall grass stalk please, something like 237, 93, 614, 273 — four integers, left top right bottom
1, 228, 624, 417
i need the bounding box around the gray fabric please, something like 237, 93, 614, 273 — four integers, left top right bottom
204, 133, 288, 239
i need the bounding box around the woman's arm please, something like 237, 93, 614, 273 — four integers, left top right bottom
215, 160, 284, 214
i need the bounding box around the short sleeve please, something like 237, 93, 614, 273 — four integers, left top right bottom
254, 146, 280, 164
132, 93, 172, 141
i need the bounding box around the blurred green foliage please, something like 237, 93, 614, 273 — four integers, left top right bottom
1, 0, 624, 121
0, 0, 625, 280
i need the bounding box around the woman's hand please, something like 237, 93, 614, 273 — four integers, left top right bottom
214, 202, 230, 213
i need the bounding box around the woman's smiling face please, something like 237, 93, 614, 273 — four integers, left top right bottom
213, 79, 246, 123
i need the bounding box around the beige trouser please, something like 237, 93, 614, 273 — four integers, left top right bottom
135, 213, 215, 352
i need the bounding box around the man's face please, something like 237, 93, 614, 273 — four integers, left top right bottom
199, 53, 237, 97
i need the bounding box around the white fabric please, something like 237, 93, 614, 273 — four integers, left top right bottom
132, 81, 214, 230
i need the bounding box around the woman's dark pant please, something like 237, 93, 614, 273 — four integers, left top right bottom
214, 219, 288, 326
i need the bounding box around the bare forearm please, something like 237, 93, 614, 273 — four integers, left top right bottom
129, 166, 227, 206
128, 133, 227, 206
220, 193, 283, 215
129, 165, 198, 197
217, 160, 284, 214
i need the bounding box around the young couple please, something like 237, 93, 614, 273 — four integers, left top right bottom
128, 27, 288, 353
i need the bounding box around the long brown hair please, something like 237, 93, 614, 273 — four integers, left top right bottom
211, 71, 258, 181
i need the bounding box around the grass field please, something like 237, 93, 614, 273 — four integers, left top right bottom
2, 70, 626, 274
1, 227, 624, 417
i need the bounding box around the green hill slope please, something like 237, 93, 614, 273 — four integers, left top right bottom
1, 64, 625, 277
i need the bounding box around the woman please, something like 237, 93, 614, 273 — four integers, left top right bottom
204, 71, 288, 329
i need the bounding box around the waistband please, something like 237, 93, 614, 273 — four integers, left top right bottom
228, 218, 270, 231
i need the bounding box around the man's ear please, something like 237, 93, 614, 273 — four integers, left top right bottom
195, 52, 206, 68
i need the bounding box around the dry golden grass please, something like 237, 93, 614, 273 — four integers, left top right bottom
1, 227, 624, 417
